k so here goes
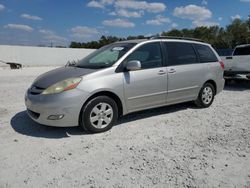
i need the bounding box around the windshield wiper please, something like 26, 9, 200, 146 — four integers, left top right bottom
65, 60, 80, 67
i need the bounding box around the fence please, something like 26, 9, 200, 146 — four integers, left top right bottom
0, 45, 95, 67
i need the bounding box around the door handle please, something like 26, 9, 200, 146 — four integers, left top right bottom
168, 68, 176, 74
158, 70, 166, 75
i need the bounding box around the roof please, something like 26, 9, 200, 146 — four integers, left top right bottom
115, 36, 208, 45
150, 36, 205, 42
115, 39, 147, 44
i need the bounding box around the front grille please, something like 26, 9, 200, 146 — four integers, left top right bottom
29, 86, 45, 95
27, 109, 40, 119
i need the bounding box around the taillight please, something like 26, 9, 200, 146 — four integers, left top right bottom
219, 61, 225, 70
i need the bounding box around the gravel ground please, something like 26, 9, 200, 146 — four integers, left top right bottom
0, 67, 250, 188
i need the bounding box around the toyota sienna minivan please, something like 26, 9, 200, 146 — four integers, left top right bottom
25, 37, 225, 133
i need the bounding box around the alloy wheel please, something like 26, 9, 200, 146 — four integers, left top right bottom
89, 102, 113, 129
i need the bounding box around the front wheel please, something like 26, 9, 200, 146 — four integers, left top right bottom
79, 96, 118, 133
195, 83, 215, 108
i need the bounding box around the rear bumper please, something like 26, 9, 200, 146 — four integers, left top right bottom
224, 70, 250, 76
25, 88, 89, 127
216, 78, 225, 94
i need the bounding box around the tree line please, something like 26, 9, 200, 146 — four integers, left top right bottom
70, 18, 250, 50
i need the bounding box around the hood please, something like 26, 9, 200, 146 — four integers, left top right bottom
32, 66, 97, 88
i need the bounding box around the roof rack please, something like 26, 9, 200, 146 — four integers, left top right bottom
150, 36, 205, 42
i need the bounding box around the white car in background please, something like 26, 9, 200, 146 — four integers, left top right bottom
223, 44, 250, 79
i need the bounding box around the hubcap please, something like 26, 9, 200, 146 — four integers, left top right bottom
90, 102, 113, 129
202, 86, 213, 105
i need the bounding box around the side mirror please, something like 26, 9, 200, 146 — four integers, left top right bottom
126, 60, 141, 71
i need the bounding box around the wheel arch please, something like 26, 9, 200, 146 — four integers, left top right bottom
204, 80, 217, 94
81, 91, 124, 118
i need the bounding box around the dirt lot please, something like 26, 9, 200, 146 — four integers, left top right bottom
0, 67, 250, 188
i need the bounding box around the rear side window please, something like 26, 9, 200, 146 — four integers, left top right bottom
195, 44, 218, 62
233, 46, 250, 56
164, 42, 198, 66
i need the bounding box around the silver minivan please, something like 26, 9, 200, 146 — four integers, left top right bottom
25, 37, 225, 133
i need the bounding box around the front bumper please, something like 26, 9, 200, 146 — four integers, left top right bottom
25, 88, 89, 127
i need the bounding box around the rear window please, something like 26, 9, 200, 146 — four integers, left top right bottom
233, 46, 250, 56
195, 44, 218, 63
164, 42, 198, 66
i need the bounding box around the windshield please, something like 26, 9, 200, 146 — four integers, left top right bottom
76, 43, 136, 69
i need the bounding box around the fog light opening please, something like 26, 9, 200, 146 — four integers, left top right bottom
47, 114, 64, 120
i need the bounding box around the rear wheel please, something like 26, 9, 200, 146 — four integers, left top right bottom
79, 96, 118, 133
195, 83, 215, 108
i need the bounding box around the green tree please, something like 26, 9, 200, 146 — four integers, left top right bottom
226, 19, 250, 47
69, 18, 250, 49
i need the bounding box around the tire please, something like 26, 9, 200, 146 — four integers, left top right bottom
246, 76, 250, 80
79, 96, 118, 133
195, 83, 215, 108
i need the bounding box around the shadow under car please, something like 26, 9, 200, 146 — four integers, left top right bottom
11, 103, 192, 138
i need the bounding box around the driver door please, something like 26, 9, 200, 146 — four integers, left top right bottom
123, 42, 168, 112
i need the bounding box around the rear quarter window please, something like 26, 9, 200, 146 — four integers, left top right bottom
233, 46, 250, 56
195, 44, 218, 63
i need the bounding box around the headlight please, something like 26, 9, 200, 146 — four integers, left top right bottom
42, 77, 82, 95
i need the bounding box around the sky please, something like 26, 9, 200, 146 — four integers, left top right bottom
0, 0, 250, 47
